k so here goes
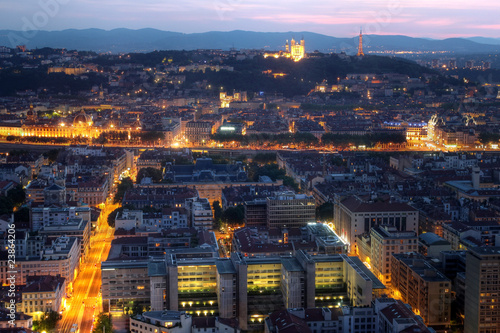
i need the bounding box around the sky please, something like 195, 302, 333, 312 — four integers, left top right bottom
1, 0, 500, 39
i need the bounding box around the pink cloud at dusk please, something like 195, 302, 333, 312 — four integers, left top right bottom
0, 0, 499, 39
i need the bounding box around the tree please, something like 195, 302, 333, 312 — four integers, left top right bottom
139, 131, 165, 143
316, 202, 334, 221
221, 205, 245, 226
212, 200, 223, 221
0, 186, 26, 215
130, 301, 144, 316
253, 153, 277, 164
0, 195, 14, 215
212, 200, 223, 230
93, 313, 112, 333
283, 176, 300, 192
33, 310, 61, 331
293, 132, 318, 146
9, 185, 26, 206
136, 167, 163, 184
7, 149, 29, 156
14, 207, 30, 223
107, 208, 122, 228
321, 132, 406, 148
479, 132, 500, 145
249, 163, 285, 182
114, 177, 133, 204
44, 148, 62, 163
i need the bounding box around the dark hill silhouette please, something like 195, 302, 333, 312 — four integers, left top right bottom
0, 29, 499, 53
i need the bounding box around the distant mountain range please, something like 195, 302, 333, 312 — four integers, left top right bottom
0, 29, 499, 54
466, 37, 500, 45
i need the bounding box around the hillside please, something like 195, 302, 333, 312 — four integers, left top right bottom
1, 29, 499, 53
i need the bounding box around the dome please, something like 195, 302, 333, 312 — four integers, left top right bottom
73, 110, 92, 126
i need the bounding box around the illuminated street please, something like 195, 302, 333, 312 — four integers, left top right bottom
57, 202, 117, 333
0, 14, 498, 333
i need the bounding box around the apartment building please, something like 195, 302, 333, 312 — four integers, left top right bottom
464, 247, 500, 333
18, 275, 66, 320
0, 236, 80, 290
391, 254, 451, 328
370, 226, 418, 286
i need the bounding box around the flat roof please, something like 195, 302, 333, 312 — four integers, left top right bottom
469, 246, 500, 256
419, 232, 450, 246
215, 259, 237, 274
281, 257, 304, 272
342, 255, 386, 290
101, 260, 149, 270
148, 261, 166, 277
142, 310, 183, 321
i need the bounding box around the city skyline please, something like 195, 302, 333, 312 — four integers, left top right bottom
1, 0, 500, 39
1, 1, 500, 331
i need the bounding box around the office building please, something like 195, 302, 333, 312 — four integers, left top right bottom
334, 196, 418, 255
102, 250, 383, 331
266, 193, 316, 229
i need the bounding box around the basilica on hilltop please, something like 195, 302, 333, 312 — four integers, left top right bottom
264, 37, 306, 62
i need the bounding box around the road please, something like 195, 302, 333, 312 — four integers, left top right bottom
0, 140, 496, 155
57, 202, 118, 333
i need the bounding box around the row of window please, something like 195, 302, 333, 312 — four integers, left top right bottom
23, 300, 53, 306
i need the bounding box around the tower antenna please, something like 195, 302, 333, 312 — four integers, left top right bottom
357, 27, 364, 56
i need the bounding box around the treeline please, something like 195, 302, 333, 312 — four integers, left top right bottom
211, 132, 406, 148
210, 132, 318, 145
4, 131, 165, 145
6, 135, 72, 144
479, 132, 500, 144
0, 68, 106, 96
321, 132, 406, 148
136, 167, 163, 183
187, 54, 444, 97
94, 131, 165, 144
93, 50, 194, 67
247, 163, 299, 192
301, 104, 379, 111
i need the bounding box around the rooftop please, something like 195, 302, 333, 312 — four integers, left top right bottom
419, 232, 450, 246
281, 257, 304, 272
341, 196, 416, 213
215, 259, 237, 275
469, 246, 500, 256
148, 261, 167, 277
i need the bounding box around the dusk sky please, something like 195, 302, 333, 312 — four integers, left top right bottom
1, 0, 500, 39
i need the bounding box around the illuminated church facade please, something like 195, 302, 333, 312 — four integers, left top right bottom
264, 37, 306, 62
